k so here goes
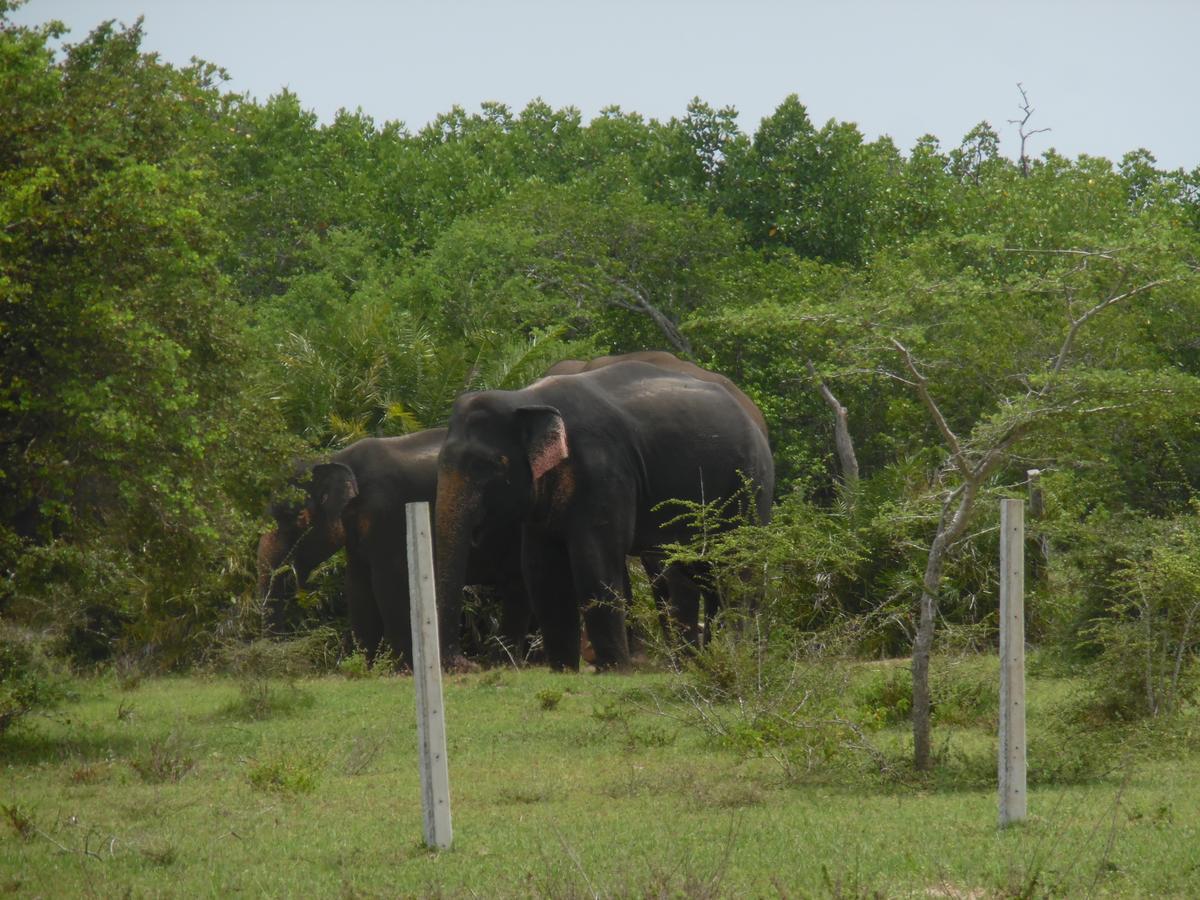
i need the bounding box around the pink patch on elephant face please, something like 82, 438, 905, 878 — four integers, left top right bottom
530, 419, 568, 481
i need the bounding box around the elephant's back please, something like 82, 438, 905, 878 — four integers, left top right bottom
566, 361, 746, 422
542, 361, 771, 474
335, 428, 446, 503
557, 363, 774, 535
541, 353, 767, 438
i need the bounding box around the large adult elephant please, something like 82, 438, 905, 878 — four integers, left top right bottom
435, 360, 775, 671
257, 429, 529, 665
545, 350, 770, 649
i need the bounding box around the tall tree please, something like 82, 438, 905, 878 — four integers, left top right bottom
0, 9, 288, 659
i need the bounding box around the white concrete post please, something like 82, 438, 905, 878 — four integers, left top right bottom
998, 498, 1027, 827
406, 501, 453, 849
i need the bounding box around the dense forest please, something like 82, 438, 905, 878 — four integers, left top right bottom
4, 6, 1200, 744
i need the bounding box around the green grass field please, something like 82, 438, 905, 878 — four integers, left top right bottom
3, 663, 1198, 897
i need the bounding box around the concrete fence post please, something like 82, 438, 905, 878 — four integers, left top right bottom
406, 501, 453, 849
999, 498, 1027, 827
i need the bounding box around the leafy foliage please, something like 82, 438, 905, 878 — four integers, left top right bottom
0, 624, 66, 735
4, 1, 1200, 745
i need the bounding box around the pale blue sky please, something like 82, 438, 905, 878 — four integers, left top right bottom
11, 0, 1199, 170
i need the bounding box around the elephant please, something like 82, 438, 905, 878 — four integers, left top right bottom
545, 350, 770, 650
434, 359, 775, 671
258, 429, 530, 666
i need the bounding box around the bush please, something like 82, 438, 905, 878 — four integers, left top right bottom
670, 622, 890, 782
1083, 510, 1200, 720
130, 733, 198, 783
214, 629, 338, 719
0, 626, 66, 736
853, 664, 912, 729
246, 746, 324, 795
853, 657, 997, 731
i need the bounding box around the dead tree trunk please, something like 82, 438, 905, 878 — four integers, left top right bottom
807, 361, 860, 502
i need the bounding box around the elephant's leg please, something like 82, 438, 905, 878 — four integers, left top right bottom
569, 534, 632, 670
662, 564, 704, 649
522, 534, 579, 671
639, 553, 675, 646
580, 562, 633, 665
370, 550, 413, 669
497, 574, 533, 662
619, 561, 648, 662
345, 553, 384, 661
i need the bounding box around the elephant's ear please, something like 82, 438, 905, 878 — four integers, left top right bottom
517, 405, 568, 482
310, 463, 359, 520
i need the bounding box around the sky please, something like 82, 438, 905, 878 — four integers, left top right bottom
10, 0, 1199, 171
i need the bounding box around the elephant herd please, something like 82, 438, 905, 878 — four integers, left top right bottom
257, 351, 774, 671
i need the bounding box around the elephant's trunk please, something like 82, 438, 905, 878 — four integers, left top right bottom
256, 530, 297, 633
434, 468, 479, 667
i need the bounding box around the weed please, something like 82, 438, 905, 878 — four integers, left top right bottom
496, 783, 555, 805
625, 722, 676, 749
536, 688, 563, 711
854, 658, 998, 731
853, 663, 912, 728
337, 650, 372, 679
214, 628, 337, 719
130, 733, 197, 783
341, 730, 388, 777
69, 761, 112, 785
821, 863, 889, 899
220, 680, 315, 721
590, 697, 624, 723
933, 657, 999, 729
477, 669, 507, 688
3, 804, 35, 841
140, 843, 178, 866
246, 745, 323, 795
113, 653, 145, 691
686, 777, 767, 810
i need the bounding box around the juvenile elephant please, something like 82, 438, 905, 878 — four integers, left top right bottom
435, 360, 775, 671
545, 350, 770, 649
258, 429, 529, 665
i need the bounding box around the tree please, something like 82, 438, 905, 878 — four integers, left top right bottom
721, 95, 900, 264
409, 179, 745, 355
875, 221, 1198, 768
0, 10, 289, 661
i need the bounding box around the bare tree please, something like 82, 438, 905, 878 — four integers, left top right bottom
1009, 83, 1051, 177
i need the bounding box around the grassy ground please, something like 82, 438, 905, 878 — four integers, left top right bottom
3, 662, 1199, 898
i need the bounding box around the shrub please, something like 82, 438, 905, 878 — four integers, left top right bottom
670, 621, 889, 782
931, 656, 999, 729
130, 733, 197, 783
853, 664, 912, 729
1083, 510, 1200, 720
0, 625, 66, 736
214, 630, 336, 719
337, 650, 372, 679
246, 746, 323, 795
